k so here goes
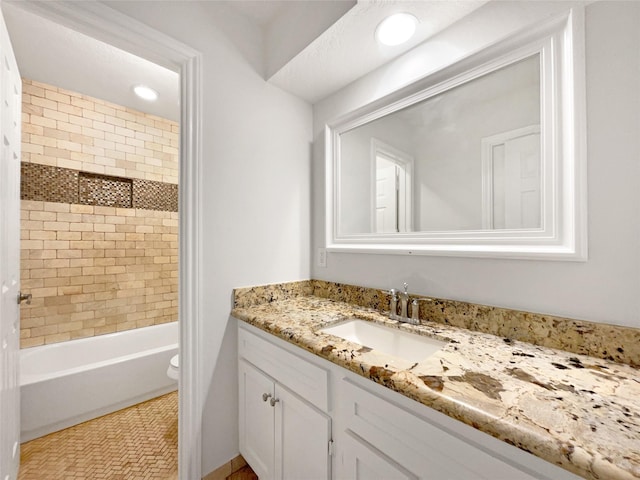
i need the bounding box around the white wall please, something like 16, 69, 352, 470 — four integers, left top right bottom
102, 1, 312, 475
312, 1, 640, 328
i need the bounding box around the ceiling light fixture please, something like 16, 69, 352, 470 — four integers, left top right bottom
375, 13, 418, 46
133, 85, 158, 101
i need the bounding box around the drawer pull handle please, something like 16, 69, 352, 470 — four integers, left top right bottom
262, 393, 272, 402
270, 397, 280, 407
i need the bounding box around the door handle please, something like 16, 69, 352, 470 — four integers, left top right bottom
17, 292, 32, 305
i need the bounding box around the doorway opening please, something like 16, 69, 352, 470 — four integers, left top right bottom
1, 2, 203, 479
11, 11, 180, 478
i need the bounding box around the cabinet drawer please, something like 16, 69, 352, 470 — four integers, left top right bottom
341, 378, 541, 480
239, 326, 329, 411
341, 430, 418, 480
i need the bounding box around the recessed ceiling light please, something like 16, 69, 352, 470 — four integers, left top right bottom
133, 85, 158, 101
376, 13, 418, 46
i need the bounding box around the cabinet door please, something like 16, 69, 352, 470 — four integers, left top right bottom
340, 430, 418, 480
239, 360, 275, 480
274, 384, 331, 480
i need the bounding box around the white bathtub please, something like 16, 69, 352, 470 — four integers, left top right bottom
20, 322, 178, 442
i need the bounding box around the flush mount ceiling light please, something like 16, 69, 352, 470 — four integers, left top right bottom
375, 13, 418, 46
133, 84, 158, 101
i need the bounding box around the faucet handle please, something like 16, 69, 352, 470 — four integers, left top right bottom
388, 289, 399, 320
403, 282, 408, 294
411, 299, 420, 323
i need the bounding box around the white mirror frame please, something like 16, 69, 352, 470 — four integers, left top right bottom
325, 8, 587, 261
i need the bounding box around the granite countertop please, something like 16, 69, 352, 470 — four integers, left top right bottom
232, 295, 640, 480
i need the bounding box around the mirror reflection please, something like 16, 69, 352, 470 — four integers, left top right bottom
338, 54, 541, 235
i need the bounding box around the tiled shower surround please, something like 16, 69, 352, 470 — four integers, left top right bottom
22, 79, 178, 183
20, 79, 179, 348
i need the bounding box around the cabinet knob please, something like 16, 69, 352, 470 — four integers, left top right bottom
262, 393, 272, 402
270, 397, 280, 407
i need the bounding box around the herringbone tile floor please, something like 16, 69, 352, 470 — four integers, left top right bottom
227, 465, 257, 480
19, 391, 178, 480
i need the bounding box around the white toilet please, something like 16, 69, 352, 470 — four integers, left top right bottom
167, 354, 179, 381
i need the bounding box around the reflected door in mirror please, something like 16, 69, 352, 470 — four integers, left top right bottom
375, 155, 398, 233
374, 142, 413, 233
482, 125, 541, 230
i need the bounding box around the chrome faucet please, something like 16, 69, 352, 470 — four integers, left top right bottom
388, 288, 399, 320
389, 283, 420, 325
398, 283, 410, 320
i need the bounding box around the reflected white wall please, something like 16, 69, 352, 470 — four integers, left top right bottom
413, 55, 540, 231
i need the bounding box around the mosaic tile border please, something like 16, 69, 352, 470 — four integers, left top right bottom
233, 279, 640, 367
79, 172, 133, 208
21, 162, 178, 212
133, 179, 179, 212
21, 162, 78, 205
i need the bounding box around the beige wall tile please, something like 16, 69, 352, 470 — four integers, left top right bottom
45, 90, 71, 105
21, 78, 179, 348
21, 198, 178, 348
22, 78, 177, 185
56, 121, 82, 134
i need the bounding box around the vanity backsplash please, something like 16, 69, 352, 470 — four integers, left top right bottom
234, 279, 640, 367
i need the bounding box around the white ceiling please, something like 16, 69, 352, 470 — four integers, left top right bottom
224, 0, 290, 26
268, 1, 488, 103
2, 0, 489, 113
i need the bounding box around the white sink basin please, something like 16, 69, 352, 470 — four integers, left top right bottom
320, 319, 446, 363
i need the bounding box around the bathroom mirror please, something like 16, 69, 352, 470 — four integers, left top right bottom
325, 10, 586, 260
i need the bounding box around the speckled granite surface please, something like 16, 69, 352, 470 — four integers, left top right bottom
232, 281, 640, 480
234, 280, 640, 366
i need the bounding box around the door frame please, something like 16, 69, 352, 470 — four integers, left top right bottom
370, 138, 414, 233
6, 2, 203, 478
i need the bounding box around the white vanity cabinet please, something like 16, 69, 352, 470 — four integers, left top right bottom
336, 377, 551, 480
237, 321, 581, 480
239, 359, 276, 478
238, 326, 332, 480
